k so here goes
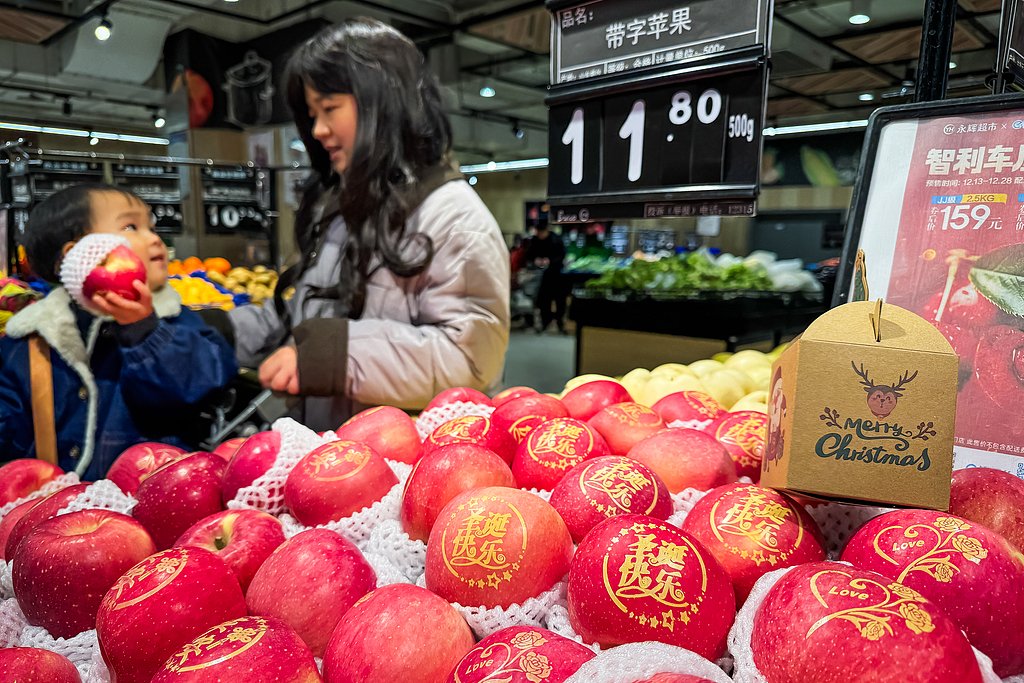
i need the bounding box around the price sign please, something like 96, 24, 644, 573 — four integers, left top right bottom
204, 203, 268, 234
548, 62, 766, 220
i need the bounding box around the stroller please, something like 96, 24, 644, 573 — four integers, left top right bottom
510, 265, 542, 331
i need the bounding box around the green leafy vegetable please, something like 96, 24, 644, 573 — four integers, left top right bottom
584, 251, 775, 294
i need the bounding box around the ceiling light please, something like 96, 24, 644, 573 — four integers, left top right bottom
460, 158, 550, 174
849, 0, 871, 25
949, 60, 958, 69
486, 160, 497, 171
479, 85, 496, 98
763, 119, 870, 137
95, 16, 113, 41
858, 92, 875, 102
512, 120, 525, 139
468, 175, 478, 186
89, 136, 99, 146
0, 121, 168, 145
153, 113, 166, 129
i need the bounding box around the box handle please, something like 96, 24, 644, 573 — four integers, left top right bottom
870, 298, 883, 343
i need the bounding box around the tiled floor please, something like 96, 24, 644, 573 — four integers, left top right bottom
499, 330, 576, 395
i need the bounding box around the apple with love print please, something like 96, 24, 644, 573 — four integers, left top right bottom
446, 626, 595, 683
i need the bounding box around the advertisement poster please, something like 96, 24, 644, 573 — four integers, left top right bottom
854, 110, 1024, 478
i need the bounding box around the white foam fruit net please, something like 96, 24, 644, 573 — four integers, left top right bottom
667, 418, 715, 432
728, 564, 1004, 683
414, 401, 495, 440
0, 598, 104, 682
0, 473, 81, 521
59, 234, 133, 310
564, 642, 732, 683
56, 480, 135, 517
228, 418, 335, 515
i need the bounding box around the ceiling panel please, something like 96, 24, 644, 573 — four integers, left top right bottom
836, 23, 986, 63
766, 97, 830, 117
775, 68, 894, 95
0, 7, 68, 43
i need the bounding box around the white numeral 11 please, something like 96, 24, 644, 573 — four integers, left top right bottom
619, 99, 646, 182
562, 108, 585, 185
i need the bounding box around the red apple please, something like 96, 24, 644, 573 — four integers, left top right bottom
400, 443, 516, 542
0, 459, 63, 506
150, 615, 320, 682
562, 380, 635, 421
96, 547, 247, 683
322, 583, 475, 683
841, 509, 1024, 676
511, 417, 610, 491
174, 509, 285, 593
221, 431, 281, 504
681, 483, 826, 603
492, 394, 569, 443
425, 387, 493, 412
211, 439, 244, 461
107, 442, 188, 495
13, 509, 156, 638
284, 440, 398, 526
336, 406, 421, 464
588, 403, 667, 455
708, 411, 767, 481
950, 467, 1024, 552
247, 528, 376, 657
132, 452, 226, 550
549, 456, 672, 543
82, 244, 146, 302
652, 391, 725, 424
567, 515, 735, 656
974, 325, 1024, 411
422, 415, 518, 465
0, 648, 81, 683
752, 562, 984, 683
426, 487, 573, 608
492, 386, 539, 407
627, 429, 737, 493
446, 625, 595, 683
4, 483, 88, 560
0, 498, 37, 561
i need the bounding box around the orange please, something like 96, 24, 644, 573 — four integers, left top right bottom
182, 256, 204, 272
203, 257, 231, 275
167, 260, 183, 276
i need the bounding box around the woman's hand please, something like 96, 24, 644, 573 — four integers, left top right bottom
92, 281, 154, 326
259, 346, 301, 395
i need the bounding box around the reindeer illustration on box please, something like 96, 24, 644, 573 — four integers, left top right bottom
852, 362, 919, 419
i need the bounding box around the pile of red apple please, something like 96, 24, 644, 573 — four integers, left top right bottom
0, 382, 1023, 683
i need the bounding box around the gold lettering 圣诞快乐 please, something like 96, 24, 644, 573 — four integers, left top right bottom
716, 490, 793, 556
165, 617, 269, 673
615, 533, 690, 608
529, 422, 588, 464
449, 507, 513, 570
432, 416, 486, 443
583, 461, 655, 512
717, 417, 766, 463
615, 403, 658, 424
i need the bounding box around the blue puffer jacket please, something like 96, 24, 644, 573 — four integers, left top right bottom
0, 286, 237, 481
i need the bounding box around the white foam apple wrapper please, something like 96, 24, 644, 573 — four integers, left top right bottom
0, 597, 104, 681
414, 401, 495, 440
564, 642, 732, 683
0, 473, 81, 522
55, 479, 136, 518
728, 564, 1003, 683
59, 233, 134, 310
667, 418, 715, 432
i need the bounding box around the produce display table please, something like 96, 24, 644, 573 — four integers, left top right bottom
569, 290, 826, 374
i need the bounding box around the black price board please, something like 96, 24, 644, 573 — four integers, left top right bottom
150, 203, 184, 234
547, 61, 767, 221
548, 0, 771, 86
203, 203, 268, 235
1005, 0, 1024, 86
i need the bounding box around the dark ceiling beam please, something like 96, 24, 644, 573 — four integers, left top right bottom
769, 81, 835, 110
455, 1, 544, 30
0, 0, 96, 21
41, 0, 117, 46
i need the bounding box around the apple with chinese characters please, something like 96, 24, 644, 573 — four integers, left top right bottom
107, 442, 187, 495
588, 403, 666, 455
336, 406, 421, 464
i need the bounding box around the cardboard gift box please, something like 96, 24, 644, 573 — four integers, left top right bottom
761, 300, 958, 510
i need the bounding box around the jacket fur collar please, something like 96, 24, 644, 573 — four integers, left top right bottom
5, 286, 182, 475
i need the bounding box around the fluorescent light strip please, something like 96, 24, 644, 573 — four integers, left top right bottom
763, 120, 869, 136
460, 157, 549, 174
0, 121, 168, 145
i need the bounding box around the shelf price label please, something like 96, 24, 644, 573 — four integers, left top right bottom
548, 64, 766, 201
204, 204, 268, 234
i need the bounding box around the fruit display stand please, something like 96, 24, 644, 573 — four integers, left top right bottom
570, 289, 826, 374
0, 352, 1022, 682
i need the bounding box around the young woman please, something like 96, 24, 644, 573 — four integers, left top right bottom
215, 19, 510, 430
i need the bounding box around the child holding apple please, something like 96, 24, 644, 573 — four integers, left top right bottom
0, 184, 238, 480
205, 19, 510, 431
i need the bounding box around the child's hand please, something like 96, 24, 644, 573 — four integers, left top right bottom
91, 280, 154, 326
259, 346, 300, 395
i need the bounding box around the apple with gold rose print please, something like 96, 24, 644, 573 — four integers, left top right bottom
626, 429, 737, 494
96, 547, 247, 683
681, 483, 826, 603
335, 406, 421, 464
446, 625, 595, 683
400, 443, 516, 543
246, 528, 375, 658
549, 456, 672, 543
752, 562, 984, 683
422, 415, 518, 465
284, 440, 397, 526
150, 616, 321, 683
425, 487, 573, 608
841, 509, 1024, 677
567, 514, 735, 657
588, 403, 666, 455
511, 417, 610, 491
322, 584, 475, 683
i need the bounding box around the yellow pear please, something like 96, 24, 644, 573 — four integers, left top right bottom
711, 352, 733, 363
689, 359, 725, 378
745, 365, 772, 390
650, 363, 696, 379
724, 349, 772, 375
619, 368, 652, 399
731, 390, 769, 413
700, 369, 747, 409
639, 373, 706, 406
714, 367, 757, 394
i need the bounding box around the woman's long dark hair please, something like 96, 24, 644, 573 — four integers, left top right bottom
276, 18, 452, 324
